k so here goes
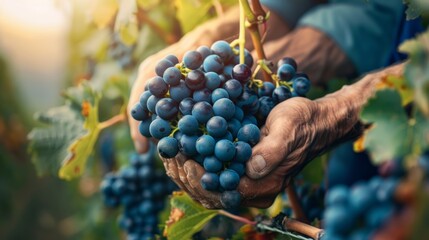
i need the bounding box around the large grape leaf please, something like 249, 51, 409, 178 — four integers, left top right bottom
164, 192, 218, 240
28, 83, 101, 180
360, 89, 411, 164
115, 0, 139, 46
360, 89, 429, 164
400, 30, 429, 116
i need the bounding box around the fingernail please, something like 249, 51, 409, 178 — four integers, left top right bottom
249, 155, 266, 173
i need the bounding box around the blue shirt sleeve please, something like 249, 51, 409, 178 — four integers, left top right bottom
262, 0, 404, 74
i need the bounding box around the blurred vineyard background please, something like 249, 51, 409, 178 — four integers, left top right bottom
0, 0, 236, 239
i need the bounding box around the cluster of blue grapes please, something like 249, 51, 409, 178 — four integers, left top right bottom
130, 40, 311, 209
322, 176, 399, 240
100, 150, 177, 240
108, 34, 134, 69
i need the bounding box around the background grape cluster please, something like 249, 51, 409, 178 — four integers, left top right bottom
100, 148, 177, 240
130, 40, 311, 209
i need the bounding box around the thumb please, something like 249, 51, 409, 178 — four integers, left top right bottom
246, 129, 287, 179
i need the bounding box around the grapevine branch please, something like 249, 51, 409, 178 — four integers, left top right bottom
98, 113, 126, 130
136, 7, 178, 44
287, 181, 310, 223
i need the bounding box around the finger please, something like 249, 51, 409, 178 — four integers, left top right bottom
184, 160, 222, 209
162, 155, 189, 193
246, 125, 290, 179
238, 170, 286, 200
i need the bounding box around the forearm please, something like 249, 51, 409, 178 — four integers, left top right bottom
316, 63, 406, 143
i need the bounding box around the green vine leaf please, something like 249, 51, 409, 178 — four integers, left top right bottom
164, 192, 218, 240
28, 83, 101, 180
400, 29, 429, 116
360, 89, 411, 164
361, 89, 429, 164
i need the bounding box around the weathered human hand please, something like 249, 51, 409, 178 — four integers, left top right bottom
160, 63, 405, 209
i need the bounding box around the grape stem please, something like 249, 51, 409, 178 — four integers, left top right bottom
238, 0, 272, 82
98, 113, 126, 130
218, 210, 256, 225
286, 181, 310, 224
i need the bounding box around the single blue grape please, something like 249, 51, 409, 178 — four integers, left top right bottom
157, 137, 179, 158
163, 67, 182, 86
197, 45, 212, 59
211, 40, 233, 62
196, 135, 216, 156
293, 76, 311, 96
277, 57, 297, 70
232, 64, 251, 84
215, 139, 236, 162
213, 98, 235, 120
221, 190, 241, 209
178, 115, 199, 135
219, 169, 240, 190
179, 97, 196, 115
237, 124, 260, 146
155, 98, 178, 120
211, 88, 229, 103
148, 76, 169, 97
229, 162, 245, 176
203, 54, 224, 73
227, 119, 242, 138
258, 82, 275, 97
323, 205, 354, 235
223, 79, 243, 99
241, 115, 257, 126
272, 86, 292, 103
204, 156, 223, 173
139, 200, 155, 214
205, 72, 222, 90
138, 119, 152, 137
236, 89, 258, 112
146, 95, 161, 113
179, 134, 199, 157
185, 69, 206, 90
325, 185, 349, 206
155, 59, 174, 77
350, 184, 376, 215
277, 63, 296, 81
169, 80, 192, 102
234, 107, 244, 121
139, 90, 152, 111
258, 96, 275, 119
112, 178, 127, 194
183, 50, 203, 70
165, 54, 179, 65
131, 102, 149, 121
200, 172, 220, 191
207, 116, 228, 138
234, 141, 252, 163
149, 118, 171, 139
192, 101, 214, 123
193, 88, 212, 103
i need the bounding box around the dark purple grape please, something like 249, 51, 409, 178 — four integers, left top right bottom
155, 59, 174, 77
179, 97, 196, 115
272, 86, 292, 103
147, 76, 168, 97
170, 80, 192, 102
277, 57, 297, 70
155, 98, 178, 120
183, 50, 203, 70
232, 64, 251, 84
185, 69, 206, 90
277, 63, 296, 81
